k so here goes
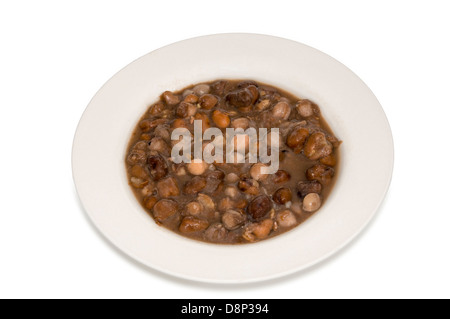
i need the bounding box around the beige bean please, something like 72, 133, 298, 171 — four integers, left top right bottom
303, 193, 322, 212
187, 160, 209, 175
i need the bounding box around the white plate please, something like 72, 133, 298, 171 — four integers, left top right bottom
72, 34, 394, 284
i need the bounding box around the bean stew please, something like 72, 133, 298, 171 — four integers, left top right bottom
126, 80, 341, 244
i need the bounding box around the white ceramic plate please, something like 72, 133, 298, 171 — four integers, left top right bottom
72, 34, 394, 284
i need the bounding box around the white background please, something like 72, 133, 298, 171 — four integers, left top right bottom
1, 0, 449, 299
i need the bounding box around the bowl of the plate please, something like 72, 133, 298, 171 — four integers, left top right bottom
73, 33, 394, 283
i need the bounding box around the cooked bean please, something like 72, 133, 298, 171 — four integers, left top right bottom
243, 219, 274, 241
130, 177, 148, 189
199, 94, 218, 110
303, 193, 321, 212
141, 182, 156, 197
148, 137, 170, 156
250, 163, 269, 181
212, 110, 230, 128
147, 154, 168, 181
238, 178, 260, 195
130, 165, 148, 179
176, 102, 197, 118
162, 91, 180, 106
277, 210, 297, 227
197, 194, 215, 211
184, 176, 207, 195
156, 177, 180, 198
304, 132, 333, 160
320, 153, 337, 167
210, 80, 228, 95
225, 186, 239, 199
273, 170, 291, 184
144, 196, 158, 210
171, 118, 189, 129
225, 173, 240, 184
272, 101, 291, 120
127, 149, 147, 165
193, 84, 211, 96
226, 87, 257, 108
184, 93, 199, 104
179, 216, 209, 233
187, 160, 209, 175
256, 99, 271, 111
297, 180, 322, 199
237, 80, 258, 88
194, 112, 211, 132
182, 89, 194, 97
296, 99, 315, 117
306, 164, 335, 186
203, 170, 225, 194
148, 102, 165, 116
253, 219, 273, 239
222, 210, 247, 230
247, 195, 272, 220
273, 188, 292, 205
204, 223, 228, 242
231, 117, 250, 130
132, 141, 148, 151
185, 201, 203, 216
154, 125, 170, 140
287, 127, 309, 153
153, 199, 178, 223
218, 197, 235, 212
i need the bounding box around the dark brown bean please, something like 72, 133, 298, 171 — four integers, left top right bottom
304, 132, 333, 160
199, 94, 218, 110
273, 188, 293, 205
184, 176, 207, 195
226, 87, 256, 108
297, 180, 323, 199
306, 164, 335, 186
273, 170, 291, 184
286, 127, 309, 153
179, 216, 209, 233
247, 195, 272, 220
147, 155, 168, 181
156, 176, 180, 198
153, 199, 178, 223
